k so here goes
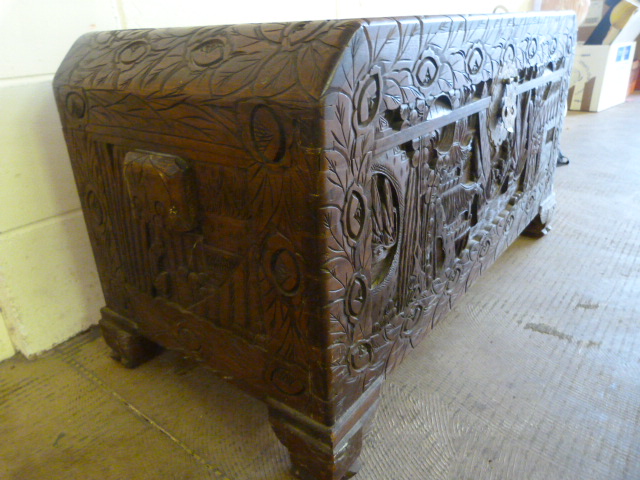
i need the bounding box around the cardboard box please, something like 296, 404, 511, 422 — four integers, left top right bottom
630, 59, 640, 93
568, 42, 636, 111
580, 0, 640, 45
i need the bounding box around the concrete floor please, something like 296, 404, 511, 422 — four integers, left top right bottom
1, 96, 640, 480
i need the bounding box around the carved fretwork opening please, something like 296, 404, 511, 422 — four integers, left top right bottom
494, 140, 512, 195
470, 193, 479, 227
518, 164, 527, 193
399, 140, 416, 162
454, 232, 469, 258
521, 66, 536, 81
484, 79, 494, 96
437, 123, 456, 153
427, 147, 439, 170
434, 236, 445, 276
474, 81, 488, 99
430, 95, 453, 117
384, 108, 405, 131
500, 173, 510, 195
546, 127, 556, 144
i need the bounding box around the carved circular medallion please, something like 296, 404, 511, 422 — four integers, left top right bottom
250, 105, 286, 163
479, 237, 491, 258
357, 75, 381, 127
66, 92, 86, 119
117, 40, 150, 65
190, 39, 224, 67
415, 57, 438, 87
467, 47, 484, 75
342, 187, 366, 243
550, 38, 558, 55
349, 341, 373, 371
262, 232, 303, 298
85, 189, 104, 227
270, 248, 301, 296
270, 367, 306, 396
346, 273, 368, 317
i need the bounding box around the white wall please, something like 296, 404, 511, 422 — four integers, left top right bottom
0, 0, 122, 360
0, 0, 533, 361
111, 0, 534, 28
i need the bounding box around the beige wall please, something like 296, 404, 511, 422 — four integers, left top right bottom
0, 0, 534, 362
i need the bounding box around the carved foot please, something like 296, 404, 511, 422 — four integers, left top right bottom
268, 379, 382, 480
523, 192, 556, 238
99, 307, 161, 368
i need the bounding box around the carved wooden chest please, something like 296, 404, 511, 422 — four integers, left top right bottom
54, 12, 576, 479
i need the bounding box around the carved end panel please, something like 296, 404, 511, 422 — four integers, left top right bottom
123, 151, 199, 232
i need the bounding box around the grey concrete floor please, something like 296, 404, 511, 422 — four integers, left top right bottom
1, 96, 640, 480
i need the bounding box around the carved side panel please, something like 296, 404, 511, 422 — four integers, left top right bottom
54, 21, 365, 418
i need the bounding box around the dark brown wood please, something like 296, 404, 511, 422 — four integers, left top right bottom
54, 12, 576, 479
100, 307, 161, 368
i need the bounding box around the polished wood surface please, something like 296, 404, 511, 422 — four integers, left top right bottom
54, 12, 576, 479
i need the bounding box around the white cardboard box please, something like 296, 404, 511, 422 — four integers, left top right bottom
569, 42, 636, 111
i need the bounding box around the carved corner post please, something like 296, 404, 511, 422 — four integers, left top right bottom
54, 12, 576, 479
268, 378, 383, 480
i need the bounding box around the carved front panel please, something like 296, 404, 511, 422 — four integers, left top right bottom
320, 15, 575, 415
